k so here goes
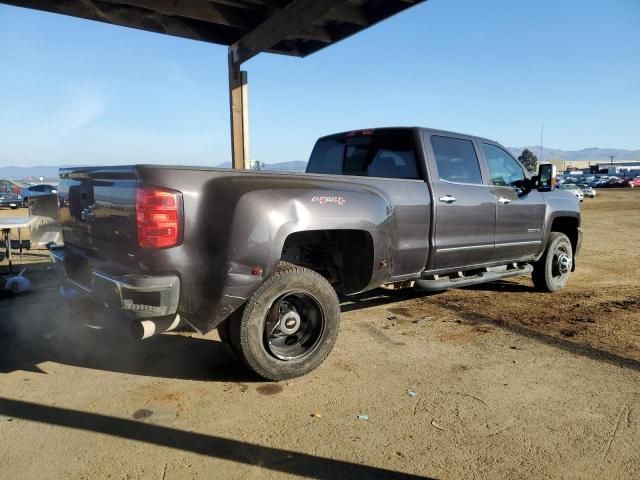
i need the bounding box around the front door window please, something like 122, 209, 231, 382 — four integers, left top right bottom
481, 144, 526, 188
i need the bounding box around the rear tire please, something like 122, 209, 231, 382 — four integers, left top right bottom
217, 310, 242, 357
217, 318, 232, 345
532, 232, 573, 292
229, 262, 340, 381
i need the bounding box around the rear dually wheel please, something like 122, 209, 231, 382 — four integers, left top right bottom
229, 262, 340, 381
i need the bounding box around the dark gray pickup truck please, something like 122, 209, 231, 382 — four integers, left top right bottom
51, 127, 582, 380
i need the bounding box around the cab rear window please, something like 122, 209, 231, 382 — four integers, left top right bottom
306, 130, 419, 179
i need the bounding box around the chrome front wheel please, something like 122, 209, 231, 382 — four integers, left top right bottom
532, 232, 574, 292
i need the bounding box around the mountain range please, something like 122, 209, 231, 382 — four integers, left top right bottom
2, 148, 639, 179
0, 161, 310, 179
507, 147, 640, 162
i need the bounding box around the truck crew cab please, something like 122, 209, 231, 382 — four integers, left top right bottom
51, 127, 582, 380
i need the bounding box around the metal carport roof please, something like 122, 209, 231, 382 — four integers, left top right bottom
0, 0, 427, 167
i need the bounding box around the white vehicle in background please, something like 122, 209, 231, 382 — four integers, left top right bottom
558, 183, 584, 202
578, 183, 596, 198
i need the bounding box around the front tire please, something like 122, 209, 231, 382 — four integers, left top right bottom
532, 232, 573, 292
229, 262, 340, 381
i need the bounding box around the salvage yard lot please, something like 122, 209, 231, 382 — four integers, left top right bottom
1, 189, 639, 479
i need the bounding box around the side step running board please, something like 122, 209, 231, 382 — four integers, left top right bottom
415, 264, 533, 292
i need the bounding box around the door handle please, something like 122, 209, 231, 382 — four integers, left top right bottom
439, 195, 456, 204
498, 197, 512, 205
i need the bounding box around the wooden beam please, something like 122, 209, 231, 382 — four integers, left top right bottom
228, 54, 250, 170
230, 0, 344, 64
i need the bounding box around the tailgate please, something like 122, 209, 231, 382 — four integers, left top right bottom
58, 166, 138, 260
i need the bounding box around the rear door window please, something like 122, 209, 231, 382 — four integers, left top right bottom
307, 139, 344, 175
307, 131, 419, 179
430, 136, 483, 184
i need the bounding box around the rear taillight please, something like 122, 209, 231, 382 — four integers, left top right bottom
136, 186, 183, 249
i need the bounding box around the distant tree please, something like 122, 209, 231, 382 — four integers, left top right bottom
518, 149, 538, 173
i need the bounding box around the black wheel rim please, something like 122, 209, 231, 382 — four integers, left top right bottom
551, 244, 572, 280
264, 292, 325, 361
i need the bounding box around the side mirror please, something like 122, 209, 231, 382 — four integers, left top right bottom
512, 178, 534, 192
537, 164, 557, 192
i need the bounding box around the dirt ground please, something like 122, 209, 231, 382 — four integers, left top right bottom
0, 189, 639, 479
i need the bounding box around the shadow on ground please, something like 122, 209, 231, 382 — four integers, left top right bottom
341, 283, 640, 373
0, 397, 432, 480
340, 280, 533, 313
0, 271, 433, 479
0, 271, 259, 382
2, 270, 639, 382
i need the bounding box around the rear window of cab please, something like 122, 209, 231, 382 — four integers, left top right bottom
306, 130, 419, 179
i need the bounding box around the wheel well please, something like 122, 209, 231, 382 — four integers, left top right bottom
281, 230, 374, 295
550, 217, 579, 253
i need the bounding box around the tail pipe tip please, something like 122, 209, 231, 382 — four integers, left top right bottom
132, 314, 181, 340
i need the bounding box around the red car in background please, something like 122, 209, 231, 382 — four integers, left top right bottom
624, 177, 640, 188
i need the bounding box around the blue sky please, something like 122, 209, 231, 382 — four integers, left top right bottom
1, 0, 639, 167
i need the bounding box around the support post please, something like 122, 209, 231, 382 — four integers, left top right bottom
228, 52, 249, 170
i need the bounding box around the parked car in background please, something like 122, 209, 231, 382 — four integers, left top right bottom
601, 177, 626, 188
20, 183, 58, 205
0, 179, 23, 209
623, 177, 640, 188
591, 177, 607, 187
558, 183, 584, 201
577, 184, 596, 198
0, 178, 24, 195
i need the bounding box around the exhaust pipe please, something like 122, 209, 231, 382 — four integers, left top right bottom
131, 314, 182, 340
